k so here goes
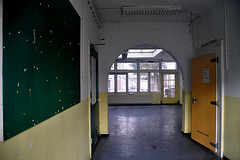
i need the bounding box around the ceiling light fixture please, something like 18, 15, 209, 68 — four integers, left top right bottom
122, 6, 182, 15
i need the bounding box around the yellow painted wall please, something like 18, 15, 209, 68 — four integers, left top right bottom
108, 93, 162, 105
0, 98, 91, 160
99, 92, 108, 134
152, 93, 161, 104
223, 96, 240, 160
182, 91, 192, 133
179, 85, 183, 105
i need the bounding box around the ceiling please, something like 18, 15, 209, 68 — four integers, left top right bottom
92, 0, 219, 61
93, 0, 219, 22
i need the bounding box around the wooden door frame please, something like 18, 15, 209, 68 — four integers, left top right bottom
194, 40, 224, 157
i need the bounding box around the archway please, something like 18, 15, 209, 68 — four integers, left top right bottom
97, 43, 191, 139
107, 44, 185, 105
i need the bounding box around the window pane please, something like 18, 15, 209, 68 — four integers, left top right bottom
117, 75, 126, 92
117, 63, 137, 70
163, 73, 176, 98
140, 73, 148, 92
110, 63, 114, 70
108, 75, 115, 92
170, 74, 175, 80
128, 73, 137, 92
150, 73, 160, 92
140, 63, 159, 70
162, 62, 177, 70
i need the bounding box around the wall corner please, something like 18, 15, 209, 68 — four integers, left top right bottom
182, 91, 192, 133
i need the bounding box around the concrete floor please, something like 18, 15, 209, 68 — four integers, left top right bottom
93, 105, 221, 160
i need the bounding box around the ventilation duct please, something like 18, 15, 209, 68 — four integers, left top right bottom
122, 6, 182, 15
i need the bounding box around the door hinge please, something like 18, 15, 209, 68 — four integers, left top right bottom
192, 97, 198, 104
210, 100, 219, 107
210, 57, 219, 63
210, 142, 218, 149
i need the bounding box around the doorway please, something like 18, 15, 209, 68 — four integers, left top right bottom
191, 54, 217, 151
90, 46, 100, 155
162, 72, 178, 104
191, 40, 224, 157
107, 48, 181, 105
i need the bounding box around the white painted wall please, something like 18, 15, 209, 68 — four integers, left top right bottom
191, 0, 240, 159
192, 0, 240, 97
191, 1, 225, 53
99, 21, 193, 93
224, 0, 240, 98
70, 0, 99, 100
199, 1, 225, 47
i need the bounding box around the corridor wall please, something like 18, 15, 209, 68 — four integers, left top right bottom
98, 21, 193, 133
0, 0, 99, 159
191, 0, 240, 159
222, 1, 240, 159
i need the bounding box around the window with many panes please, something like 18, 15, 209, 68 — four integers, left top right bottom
108, 61, 177, 93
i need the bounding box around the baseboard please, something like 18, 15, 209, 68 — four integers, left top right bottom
100, 134, 109, 137
181, 131, 191, 138
108, 103, 152, 106
222, 156, 230, 160
108, 103, 181, 106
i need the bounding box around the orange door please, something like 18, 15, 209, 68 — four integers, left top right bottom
191, 54, 217, 151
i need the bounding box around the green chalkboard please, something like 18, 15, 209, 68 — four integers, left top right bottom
3, 0, 80, 140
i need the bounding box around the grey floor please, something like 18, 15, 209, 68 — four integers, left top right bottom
93, 105, 221, 160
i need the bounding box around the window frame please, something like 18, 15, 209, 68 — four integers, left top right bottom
108, 60, 177, 94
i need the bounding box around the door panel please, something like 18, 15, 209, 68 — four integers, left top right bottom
191, 54, 217, 151
162, 72, 178, 104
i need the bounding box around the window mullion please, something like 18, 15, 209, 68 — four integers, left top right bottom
136, 62, 139, 93
148, 72, 150, 92
114, 74, 117, 93
126, 73, 129, 93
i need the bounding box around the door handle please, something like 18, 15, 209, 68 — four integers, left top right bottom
192, 97, 198, 104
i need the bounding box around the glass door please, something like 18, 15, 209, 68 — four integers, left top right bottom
161, 72, 178, 104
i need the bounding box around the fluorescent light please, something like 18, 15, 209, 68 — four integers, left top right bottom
128, 49, 142, 53
122, 6, 182, 15
141, 49, 155, 53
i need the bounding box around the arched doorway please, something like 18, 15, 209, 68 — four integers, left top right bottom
107, 45, 184, 105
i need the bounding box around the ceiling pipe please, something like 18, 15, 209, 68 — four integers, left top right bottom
86, 0, 101, 28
